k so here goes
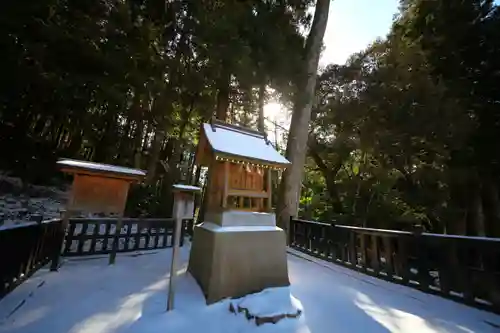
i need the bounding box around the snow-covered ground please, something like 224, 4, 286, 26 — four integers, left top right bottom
1, 245, 499, 333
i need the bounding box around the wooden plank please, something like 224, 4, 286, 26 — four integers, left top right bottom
228, 189, 269, 198
222, 161, 229, 208
88, 222, 100, 254
70, 174, 130, 214
123, 222, 133, 251
383, 236, 394, 277
64, 222, 77, 254
145, 223, 152, 249
266, 169, 272, 211
101, 221, 112, 251
396, 237, 409, 283
109, 216, 123, 265
349, 233, 357, 266
369, 235, 380, 273
153, 223, 161, 249
134, 221, 143, 250
77, 223, 89, 255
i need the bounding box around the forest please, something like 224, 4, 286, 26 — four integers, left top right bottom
1, 0, 500, 237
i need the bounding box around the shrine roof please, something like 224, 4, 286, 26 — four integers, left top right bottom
201, 121, 290, 166
57, 159, 146, 179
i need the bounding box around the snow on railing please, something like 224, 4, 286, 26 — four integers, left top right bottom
289, 218, 500, 315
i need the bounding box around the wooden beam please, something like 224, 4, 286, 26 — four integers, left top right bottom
222, 161, 229, 208
267, 169, 272, 211
228, 189, 269, 198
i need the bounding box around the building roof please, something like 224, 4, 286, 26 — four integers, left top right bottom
198, 121, 290, 167
57, 159, 146, 179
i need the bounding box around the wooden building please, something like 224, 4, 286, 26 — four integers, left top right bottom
189, 120, 291, 304
57, 159, 146, 215
195, 119, 290, 214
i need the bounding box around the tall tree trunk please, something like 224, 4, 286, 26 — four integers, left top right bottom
187, 155, 196, 184
308, 141, 344, 213
216, 71, 230, 121
133, 120, 144, 169
468, 181, 486, 236
276, 0, 331, 234
481, 175, 500, 237
145, 95, 169, 185
146, 127, 166, 185
258, 81, 266, 132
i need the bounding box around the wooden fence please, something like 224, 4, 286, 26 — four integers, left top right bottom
63, 218, 192, 256
289, 218, 500, 314
1, 217, 194, 299
0, 219, 64, 298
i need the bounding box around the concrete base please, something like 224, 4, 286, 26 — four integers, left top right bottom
188, 222, 290, 304
204, 210, 277, 227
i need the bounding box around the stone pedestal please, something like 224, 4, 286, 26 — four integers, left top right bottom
188, 211, 289, 304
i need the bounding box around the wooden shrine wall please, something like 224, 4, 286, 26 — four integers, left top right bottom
205, 160, 273, 213
228, 163, 264, 192
70, 174, 130, 214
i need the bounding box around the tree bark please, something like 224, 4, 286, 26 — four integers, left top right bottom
481, 176, 500, 237
308, 147, 344, 213
145, 95, 170, 185
216, 71, 230, 122
146, 127, 166, 185
133, 119, 144, 169
468, 181, 486, 236
258, 81, 266, 132
276, 0, 331, 234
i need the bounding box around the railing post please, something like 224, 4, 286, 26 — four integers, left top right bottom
412, 225, 431, 292
50, 218, 66, 271
349, 232, 357, 267
109, 215, 123, 265
289, 216, 294, 246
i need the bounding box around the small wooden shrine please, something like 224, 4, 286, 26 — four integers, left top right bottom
56, 159, 146, 265
57, 159, 146, 215
189, 120, 291, 304
195, 119, 289, 214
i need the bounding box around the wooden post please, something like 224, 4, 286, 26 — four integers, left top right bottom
222, 162, 229, 208
267, 168, 272, 211
167, 216, 182, 311
167, 185, 200, 311
50, 209, 71, 271
109, 214, 123, 265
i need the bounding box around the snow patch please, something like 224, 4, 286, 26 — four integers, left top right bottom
230, 287, 303, 326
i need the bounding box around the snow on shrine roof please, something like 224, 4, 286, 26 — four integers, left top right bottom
202, 122, 290, 166
57, 159, 146, 178
172, 184, 201, 192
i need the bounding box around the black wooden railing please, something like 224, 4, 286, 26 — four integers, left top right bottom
290, 218, 500, 314
0, 219, 64, 298
63, 218, 193, 256
0, 217, 194, 299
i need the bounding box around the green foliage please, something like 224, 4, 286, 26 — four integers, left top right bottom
302, 0, 500, 236
0, 0, 309, 215
4, 0, 499, 235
